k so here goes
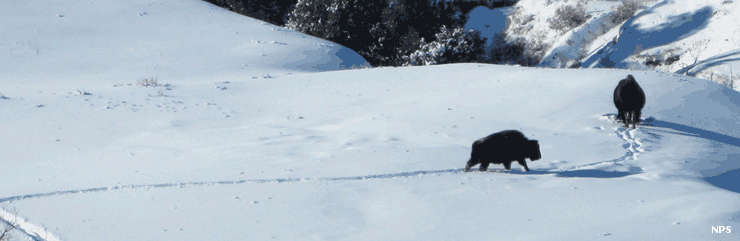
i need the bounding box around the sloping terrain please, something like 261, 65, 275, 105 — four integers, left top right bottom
2, 64, 739, 240
0, 0, 366, 90
1, 0, 740, 241
474, 0, 740, 90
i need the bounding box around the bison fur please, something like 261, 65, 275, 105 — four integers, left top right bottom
613, 74, 646, 128
465, 130, 541, 172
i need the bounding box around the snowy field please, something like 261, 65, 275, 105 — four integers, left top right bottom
2, 0, 740, 241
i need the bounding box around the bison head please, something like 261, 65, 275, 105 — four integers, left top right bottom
527, 140, 541, 161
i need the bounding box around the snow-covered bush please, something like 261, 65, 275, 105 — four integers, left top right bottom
610, 0, 640, 24
286, 0, 491, 66
286, 0, 400, 65
547, 2, 590, 32
286, 0, 357, 41
404, 25, 486, 66
508, 8, 536, 35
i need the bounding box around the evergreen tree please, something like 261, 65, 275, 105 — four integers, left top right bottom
405, 25, 486, 66
205, 0, 295, 25
286, 0, 490, 66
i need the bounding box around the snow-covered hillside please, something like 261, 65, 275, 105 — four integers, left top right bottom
470, 0, 740, 91
0, 0, 367, 89
2, 0, 740, 241
3, 63, 740, 241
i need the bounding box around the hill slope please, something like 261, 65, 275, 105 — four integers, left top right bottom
2, 64, 739, 240
472, 0, 740, 90
1, 0, 739, 241
0, 0, 366, 89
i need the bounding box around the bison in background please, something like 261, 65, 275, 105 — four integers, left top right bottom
465, 130, 541, 172
613, 74, 646, 128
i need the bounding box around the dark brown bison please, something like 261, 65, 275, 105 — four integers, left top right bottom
613, 74, 646, 128
464, 130, 541, 172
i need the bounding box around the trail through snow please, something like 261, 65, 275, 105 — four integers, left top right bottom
3, 0, 740, 240
0, 114, 652, 241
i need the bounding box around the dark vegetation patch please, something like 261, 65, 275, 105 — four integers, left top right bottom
203, 0, 517, 66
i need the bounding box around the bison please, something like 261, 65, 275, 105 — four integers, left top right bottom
464, 130, 541, 172
613, 74, 646, 128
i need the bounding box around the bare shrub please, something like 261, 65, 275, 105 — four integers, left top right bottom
507, 8, 535, 35
547, 2, 590, 32
490, 34, 547, 66
611, 0, 640, 24
138, 77, 160, 87
0, 222, 15, 241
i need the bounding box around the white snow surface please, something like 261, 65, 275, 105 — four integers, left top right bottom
465, 6, 509, 47
474, 0, 740, 90
2, 0, 740, 241
0, 0, 367, 89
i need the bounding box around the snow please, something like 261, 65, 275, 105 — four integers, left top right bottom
592, 0, 740, 89
465, 6, 509, 47
2, 0, 740, 241
0, 0, 367, 90
491, 0, 740, 90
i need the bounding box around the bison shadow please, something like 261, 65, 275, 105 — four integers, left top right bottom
642, 118, 740, 193
704, 169, 740, 194
642, 118, 740, 148
480, 168, 637, 178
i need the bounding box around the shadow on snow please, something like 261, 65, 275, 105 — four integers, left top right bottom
642, 119, 740, 148
677, 50, 740, 76
641, 118, 740, 193
704, 169, 740, 194
583, 1, 713, 67
478, 168, 637, 178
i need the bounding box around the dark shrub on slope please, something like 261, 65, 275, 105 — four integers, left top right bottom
204, 0, 296, 26
404, 25, 487, 66
204, 0, 515, 66
286, 0, 495, 66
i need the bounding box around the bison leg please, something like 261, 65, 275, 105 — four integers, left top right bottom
479, 162, 490, 171
464, 159, 477, 172
616, 109, 624, 123
517, 159, 530, 172
633, 110, 642, 127
503, 161, 512, 170
623, 111, 632, 127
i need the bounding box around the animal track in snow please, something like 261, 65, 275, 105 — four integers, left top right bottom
590, 114, 648, 171
0, 114, 653, 241
0, 168, 463, 241
0, 169, 466, 204
616, 127, 644, 160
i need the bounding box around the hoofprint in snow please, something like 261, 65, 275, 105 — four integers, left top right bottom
2, 0, 740, 240
1, 64, 739, 241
